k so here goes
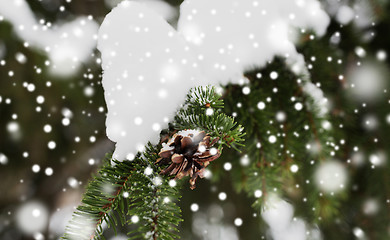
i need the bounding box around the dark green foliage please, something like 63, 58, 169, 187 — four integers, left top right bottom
220, 59, 345, 224
126, 144, 183, 240
63, 147, 183, 240
297, 13, 390, 238
174, 86, 245, 151
63, 86, 244, 239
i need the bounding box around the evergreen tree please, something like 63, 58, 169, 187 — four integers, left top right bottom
0, 0, 389, 239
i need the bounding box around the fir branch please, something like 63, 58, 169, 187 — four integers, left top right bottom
186, 85, 224, 109
219, 60, 345, 223
63, 85, 244, 239
126, 144, 182, 240
63, 146, 183, 240
174, 86, 245, 151
63, 155, 134, 240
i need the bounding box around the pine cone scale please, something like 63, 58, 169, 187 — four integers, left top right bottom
160, 162, 176, 175
195, 151, 221, 162
181, 136, 193, 150
172, 154, 184, 163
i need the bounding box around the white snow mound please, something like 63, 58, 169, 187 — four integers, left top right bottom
98, 1, 205, 160
98, 0, 330, 160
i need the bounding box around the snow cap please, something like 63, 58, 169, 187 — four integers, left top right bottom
98, 1, 205, 160
98, 0, 330, 161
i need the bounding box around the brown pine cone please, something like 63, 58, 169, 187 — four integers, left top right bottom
156, 130, 221, 189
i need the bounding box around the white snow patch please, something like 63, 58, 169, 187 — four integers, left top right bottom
336, 5, 355, 25
314, 160, 347, 193
105, 0, 178, 23
302, 81, 328, 116
16, 201, 49, 234
262, 196, 309, 240
324, 0, 375, 30
347, 60, 388, 103
98, 1, 206, 160
178, 0, 330, 84
362, 198, 379, 216
98, 0, 330, 160
353, 227, 366, 239
192, 205, 239, 240
177, 129, 202, 137
0, 0, 98, 77
0, 153, 8, 165
49, 205, 74, 235
369, 151, 386, 167
262, 197, 294, 231
109, 235, 128, 240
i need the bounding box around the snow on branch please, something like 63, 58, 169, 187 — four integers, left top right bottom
97, 0, 329, 161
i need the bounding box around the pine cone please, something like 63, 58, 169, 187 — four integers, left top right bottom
156, 130, 221, 189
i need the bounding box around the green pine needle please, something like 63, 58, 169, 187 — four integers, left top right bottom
62, 85, 245, 239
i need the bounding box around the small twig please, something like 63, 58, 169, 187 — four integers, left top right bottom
90, 170, 134, 240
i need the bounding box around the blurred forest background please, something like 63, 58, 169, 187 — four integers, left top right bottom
1, 0, 390, 240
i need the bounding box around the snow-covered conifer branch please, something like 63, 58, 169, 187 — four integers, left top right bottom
174, 86, 245, 151
62, 146, 183, 240
62, 86, 244, 239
